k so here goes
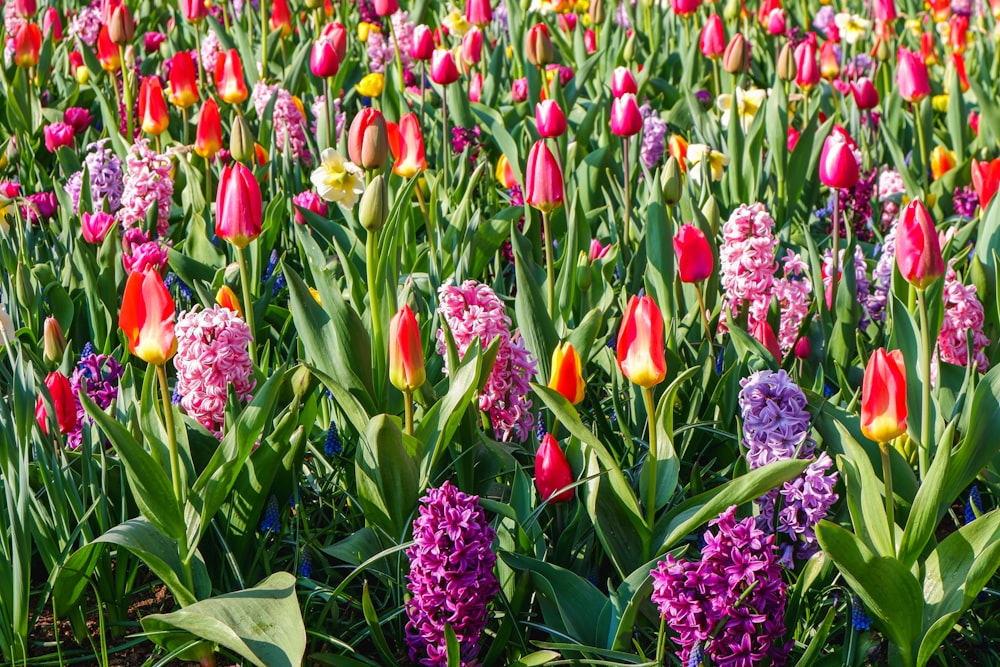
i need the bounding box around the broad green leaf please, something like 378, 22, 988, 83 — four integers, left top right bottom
944, 358, 1000, 504
898, 420, 955, 567
361, 580, 397, 665
639, 367, 697, 513
355, 414, 420, 538
513, 227, 559, 382
832, 421, 895, 558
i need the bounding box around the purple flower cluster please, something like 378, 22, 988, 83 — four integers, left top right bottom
822, 245, 874, 330
451, 126, 484, 161
650, 506, 790, 667
738, 370, 838, 565
252, 82, 312, 165
868, 221, 897, 324
953, 185, 979, 219
310, 95, 346, 143
67, 345, 124, 449
68, 3, 101, 46
837, 167, 877, 242
436, 281, 537, 442
65, 139, 125, 215
639, 103, 667, 169
935, 261, 990, 381
405, 481, 499, 667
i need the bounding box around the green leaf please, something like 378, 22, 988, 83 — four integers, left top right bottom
361, 580, 398, 665
897, 419, 955, 567
355, 414, 420, 538
639, 368, 697, 513
141, 572, 305, 667
507, 650, 561, 667
445, 625, 461, 667
943, 363, 1000, 506
513, 226, 558, 382
832, 421, 895, 558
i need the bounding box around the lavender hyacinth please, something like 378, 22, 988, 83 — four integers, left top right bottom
64, 139, 125, 214
639, 103, 668, 169
405, 482, 499, 667
650, 506, 790, 666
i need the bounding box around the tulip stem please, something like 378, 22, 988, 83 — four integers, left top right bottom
194, 25, 205, 92
367, 227, 385, 389
156, 364, 184, 507
119, 45, 134, 141
441, 92, 450, 194
236, 245, 258, 368
204, 156, 212, 211
914, 101, 928, 192
260, 0, 269, 80
623, 136, 632, 250
917, 288, 932, 477
542, 210, 556, 320
694, 283, 712, 341
642, 386, 658, 529
880, 441, 896, 556
404, 389, 414, 436
830, 191, 840, 321
324, 77, 334, 148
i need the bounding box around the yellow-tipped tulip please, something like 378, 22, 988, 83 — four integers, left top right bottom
548, 342, 585, 404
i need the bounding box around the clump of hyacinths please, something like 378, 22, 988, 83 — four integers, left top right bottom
650, 506, 790, 666
67, 343, 124, 449
405, 481, 499, 667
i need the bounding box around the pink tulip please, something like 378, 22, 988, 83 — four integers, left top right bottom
430, 49, 459, 85
536, 100, 567, 138
311, 39, 340, 77
851, 77, 879, 109
469, 71, 483, 102
673, 224, 714, 283
82, 211, 116, 244
611, 93, 642, 137
512, 77, 528, 102
819, 126, 859, 189
461, 27, 483, 66
410, 25, 435, 60
611, 66, 637, 97
373, 0, 398, 16
895, 199, 944, 289
465, 0, 492, 25
584, 28, 597, 53
672, 0, 701, 16
525, 140, 564, 213
44, 122, 74, 152
700, 14, 725, 59
897, 47, 930, 103
794, 39, 820, 91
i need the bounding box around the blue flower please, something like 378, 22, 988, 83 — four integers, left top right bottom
260, 495, 281, 533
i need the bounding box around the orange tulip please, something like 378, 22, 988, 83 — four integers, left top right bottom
386, 113, 428, 179
215, 49, 248, 104
119, 269, 177, 366
929, 146, 955, 181
388, 305, 426, 392
216, 285, 243, 318
194, 98, 222, 159
548, 342, 585, 404
861, 348, 908, 443
616, 294, 666, 388
138, 77, 170, 136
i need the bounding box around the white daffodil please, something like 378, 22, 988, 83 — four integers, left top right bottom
716, 87, 768, 132
686, 144, 730, 185
311, 148, 366, 209
833, 12, 871, 44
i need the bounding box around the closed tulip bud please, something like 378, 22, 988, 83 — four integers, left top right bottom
851, 77, 879, 109
373, 0, 399, 16
525, 140, 564, 213
929, 146, 955, 180
35, 371, 77, 436
15, 0, 36, 18
215, 49, 249, 104
536, 434, 574, 503
661, 156, 683, 206
526, 23, 553, 66
43, 8, 62, 40
469, 71, 483, 102
752, 319, 782, 364
43, 317, 67, 364
703, 195, 721, 235
576, 251, 592, 291
138, 77, 170, 136
819, 126, 859, 189
108, 4, 134, 44
611, 66, 638, 97
673, 223, 713, 283
611, 93, 642, 137
895, 199, 944, 290
81, 211, 116, 244
195, 98, 223, 159
270, 0, 293, 35
776, 42, 796, 81
700, 14, 726, 59
229, 112, 255, 162
819, 40, 839, 79
411, 25, 435, 60
97, 26, 120, 71
897, 47, 930, 103
168, 52, 199, 108
623, 32, 636, 61
311, 39, 340, 77
548, 342, 585, 404
461, 27, 483, 66
495, 154, 517, 188
861, 348, 907, 443
536, 100, 567, 138
589, 0, 605, 24
794, 40, 819, 90
323, 22, 348, 61
874, 34, 891, 60
465, 0, 492, 26
722, 33, 749, 73
348, 108, 389, 170
181, 0, 208, 22
584, 28, 597, 53
430, 48, 460, 84
13, 23, 41, 68
793, 336, 811, 359
389, 305, 426, 392
617, 294, 666, 388
119, 269, 177, 366
359, 174, 389, 231
216, 162, 263, 248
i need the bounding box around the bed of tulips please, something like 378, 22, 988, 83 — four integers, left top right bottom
3, 0, 1000, 664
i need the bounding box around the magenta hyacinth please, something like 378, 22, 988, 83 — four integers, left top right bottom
173, 305, 256, 438
405, 481, 499, 667
650, 506, 791, 666
436, 280, 537, 442
66, 344, 124, 449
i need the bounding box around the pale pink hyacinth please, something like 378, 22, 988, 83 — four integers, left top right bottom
772, 251, 812, 355
199, 28, 223, 73
252, 82, 312, 165
116, 138, 174, 236
436, 280, 537, 442
173, 305, 256, 438
68, 4, 101, 46
877, 168, 906, 230
720, 203, 779, 331
868, 222, 897, 324
935, 262, 989, 382
822, 245, 873, 329
310, 95, 346, 142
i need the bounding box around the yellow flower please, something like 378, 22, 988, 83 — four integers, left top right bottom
932, 94, 949, 112
311, 148, 366, 208
716, 87, 767, 131
358, 22, 380, 42
442, 9, 470, 37
686, 144, 730, 185
356, 72, 385, 97
905, 18, 922, 36
309, 288, 323, 306
833, 12, 871, 44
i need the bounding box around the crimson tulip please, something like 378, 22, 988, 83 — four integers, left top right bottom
35, 371, 77, 436
216, 162, 263, 249
819, 126, 859, 189
82, 211, 116, 244
536, 100, 567, 138
611, 66, 637, 97
430, 49, 459, 84
673, 224, 714, 283
389, 305, 426, 392
617, 294, 666, 388
386, 113, 428, 179
971, 158, 1000, 212
461, 27, 483, 66
410, 25, 435, 60
311, 39, 340, 77
895, 199, 944, 290
752, 319, 782, 365
536, 434, 574, 503
861, 348, 908, 443
850, 77, 879, 110
119, 269, 177, 366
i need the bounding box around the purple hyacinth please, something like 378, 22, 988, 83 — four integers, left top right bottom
650, 506, 790, 667
405, 481, 499, 667
953, 185, 979, 219
64, 139, 125, 215
639, 103, 668, 169
67, 348, 124, 449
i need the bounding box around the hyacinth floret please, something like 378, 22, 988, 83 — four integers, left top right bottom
405, 481, 499, 667
639, 103, 668, 169
936, 261, 990, 377
67, 348, 124, 449
868, 221, 897, 324
436, 281, 537, 442
720, 203, 779, 331
822, 245, 874, 330
771, 250, 812, 355
650, 506, 790, 667
116, 138, 174, 236
252, 82, 312, 165
65, 139, 126, 215
173, 305, 256, 438
68, 3, 101, 46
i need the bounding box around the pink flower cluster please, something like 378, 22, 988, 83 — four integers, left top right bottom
200, 29, 223, 73
436, 280, 537, 442
252, 82, 311, 165
936, 262, 990, 377
116, 138, 174, 236
771, 251, 812, 355
173, 306, 256, 438
719, 203, 780, 330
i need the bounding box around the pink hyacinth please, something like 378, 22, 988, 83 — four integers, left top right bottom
436, 280, 537, 442
771, 250, 812, 356
936, 262, 990, 380
173, 305, 256, 438
822, 245, 874, 330
252, 81, 312, 165
199, 28, 223, 74
720, 203, 779, 331
116, 138, 174, 237
121, 227, 169, 274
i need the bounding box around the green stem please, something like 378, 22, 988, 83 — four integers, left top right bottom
880, 441, 896, 556
367, 226, 384, 385
442, 91, 450, 194
404, 389, 414, 436
119, 45, 133, 140
324, 76, 333, 148
236, 245, 258, 367
830, 191, 840, 321
623, 136, 632, 248
194, 25, 205, 92
542, 210, 556, 320
914, 101, 928, 193
642, 386, 658, 529
260, 0, 269, 80
917, 288, 932, 477
204, 156, 212, 211
695, 283, 712, 341
156, 364, 183, 506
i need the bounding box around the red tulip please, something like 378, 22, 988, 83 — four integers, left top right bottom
952, 53, 970, 93
861, 348, 907, 443
215, 49, 249, 104
793, 336, 811, 360
373, 0, 399, 16
215, 162, 263, 249
673, 224, 714, 283
548, 342, 585, 405
611, 93, 642, 137
430, 49, 459, 84
386, 112, 428, 178
270, 0, 293, 36
195, 98, 223, 158
794, 39, 820, 92
138, 77, 170, 136
850, 77, 879, 109
536, 100, 567, 138
389, 305, 426, 392
611, 66, 637, 97
168, 52, 200, 108
348, 108, 389, 169
752, 319, 782, 365
617, 294, 666, 388
535, 434, 574, 503
96, 26, 120, 71
525, 140, 564, 213
897, 47, 930, 103
895, 199, 944, 290
15, 0, 36, 18
410, 25, 435, 60
465, 0, 492, 26
13, 22, 41, 68
311, 39, 340, 77
700, 15, 726, 59
971, 158, 1000, 212
119, 269, 178, 366
35, 372, 77, 436
82, 211, 116, 244
819, 126, 859, 189
872, 0, 896, 21
948, 14, 968, 53
42, 7, 62, 40
181, 0, 208, 22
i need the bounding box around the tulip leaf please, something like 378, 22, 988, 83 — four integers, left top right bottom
639, 368, 696, 514
942, 363, 1000, 506
831, 420, 895, 558
643, 198, 674, 323
898, 419, 956, 567
471, 103, 522, 184
355, 414, 420, 539
814, 520, 923, 659
513, 226, 559, 383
